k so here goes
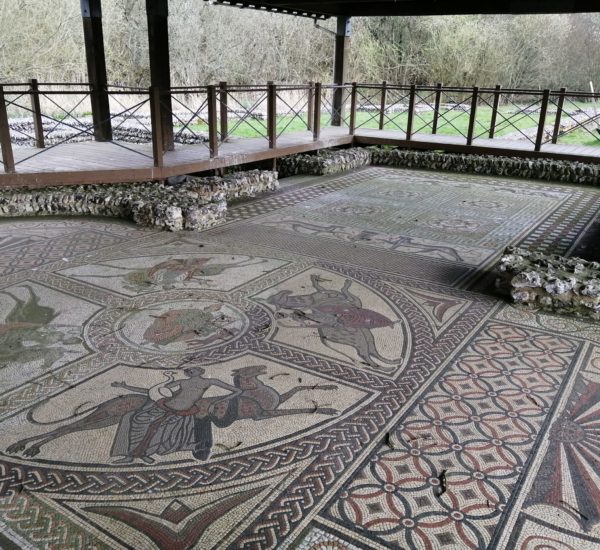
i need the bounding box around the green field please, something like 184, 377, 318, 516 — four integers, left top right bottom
176, 103, 600, 147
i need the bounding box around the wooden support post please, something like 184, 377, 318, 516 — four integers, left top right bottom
379, 80, 387, 130
489, 84, 501, 139
307, 81, 314, 131
149, 86, 164, 168
466, 86, 479, 146
431, 83, 442, 134
535, 89, 550, 152
406, 84, 416, 140
552, 87, 567, 144
349, 82, 357, 135
207, 85, 219, 158
219, 81, 228, 142
267, 82, 277, 149
332, 16, 351, 126
81, 0, 112, 141
313, 82, 321, 141
146, 0, 174, 151
0, 86, 15, 174
29, 79, 45, 148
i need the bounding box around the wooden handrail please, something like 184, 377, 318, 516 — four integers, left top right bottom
313, 82, 321, 141
29, 79, 45, 149
406, 84, 416, 140
0, 86, 15, 174
535, 89, 550, 152
149, 86, 164, 168
552, 87, 567, 145
207, 85, 219, 158
219, 81, 228, 142
267, 82, 277, 149
466, 86, 479, 146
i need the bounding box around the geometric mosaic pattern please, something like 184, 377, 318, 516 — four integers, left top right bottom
0, 167, 599, 549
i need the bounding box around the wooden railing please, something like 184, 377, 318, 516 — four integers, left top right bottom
2, 81, 600, 174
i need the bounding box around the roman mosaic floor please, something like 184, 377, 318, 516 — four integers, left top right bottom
0, 166, 600, 550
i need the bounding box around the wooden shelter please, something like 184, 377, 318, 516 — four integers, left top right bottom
1, 1, 599, 186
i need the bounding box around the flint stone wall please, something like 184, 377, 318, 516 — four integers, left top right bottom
370, 148, 600, 185
497, 246, 600, 320
0, 170, 278, 232
278, 147, 372, 178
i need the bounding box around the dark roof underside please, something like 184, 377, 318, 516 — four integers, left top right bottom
203, 1, 600, 19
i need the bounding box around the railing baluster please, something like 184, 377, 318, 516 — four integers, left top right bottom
313, 82, 321, 141
379, 80, 387, 130
29, 79, 45, 148
267, 81, 276, 149
466, 86, 479, 146
535, 89, 550, 152
149, 86, 164, 168
431, 82, 442, 134
406, 84, 416, 140
489, 84, 501, 139
307, 81, 314, 131
551, 87, 567, 145
219, 81, 228, 142
0, 85, 16, 173
349, 82, 357, 135
207, 85, 219, 158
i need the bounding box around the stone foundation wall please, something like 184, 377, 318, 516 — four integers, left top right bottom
0, 170, 277, 231
370, 148, 600, 185
278, 147, 372, 178
497, 247, 600, 320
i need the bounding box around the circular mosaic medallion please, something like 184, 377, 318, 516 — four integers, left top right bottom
85, 290, 269, 359
116, 299, 248, 354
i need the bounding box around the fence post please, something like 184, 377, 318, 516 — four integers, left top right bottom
466, 86, 479, 146
349, 82, 358, 135
207, 85, 219, 158
406, 84, 416, 140
267, 81, 277, 149
431, 82, 442, 134
535, 89, 550, 152
0, 85, 16, 174
551, 87, 567, 144
149, 86, 164, 168
219, 81, 228, 142
379, 80, 387, 130
29, 79, 45, 148
313, 82, 321, 141
489, 84, 501, 139
307, 81, 314, 131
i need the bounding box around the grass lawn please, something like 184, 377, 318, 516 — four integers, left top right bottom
173, 103, 600, 148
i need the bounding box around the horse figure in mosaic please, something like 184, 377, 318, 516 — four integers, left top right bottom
6, 365, 337, 461
267, 274, 404, 371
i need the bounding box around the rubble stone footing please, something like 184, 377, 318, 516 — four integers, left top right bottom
370, 148, 600, 185
497, 247, 600, 320
278, 147, 372, 177
0, 170, 278, 231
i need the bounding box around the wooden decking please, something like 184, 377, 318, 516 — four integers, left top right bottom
2, 126, 600, 187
